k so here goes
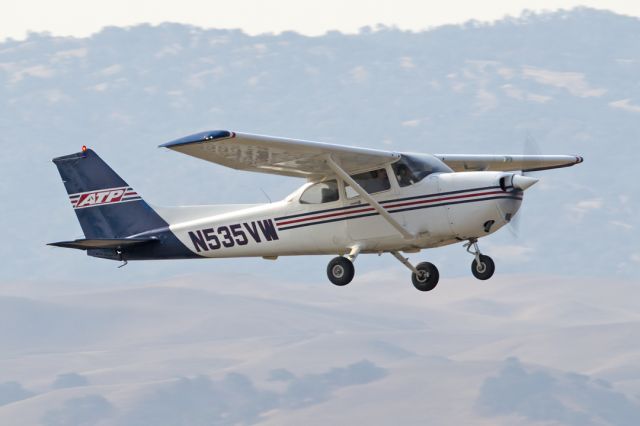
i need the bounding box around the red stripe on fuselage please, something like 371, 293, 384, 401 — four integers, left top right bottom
383, 190, 506, 209
276, 189, 514, 227
276, 206, 375, 226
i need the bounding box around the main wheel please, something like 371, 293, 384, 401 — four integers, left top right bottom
412, 262, 439, 291
327, 256, 355, 286
471, 254, 495, 280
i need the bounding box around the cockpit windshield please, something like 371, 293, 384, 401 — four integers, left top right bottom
392, 154, 452, 187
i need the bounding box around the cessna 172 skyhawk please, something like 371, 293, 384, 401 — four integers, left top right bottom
50, 130, 583, 291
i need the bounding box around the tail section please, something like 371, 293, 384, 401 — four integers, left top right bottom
53, 149, 167, 239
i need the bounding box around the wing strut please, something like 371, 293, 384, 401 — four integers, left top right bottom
326, 155, 415, 240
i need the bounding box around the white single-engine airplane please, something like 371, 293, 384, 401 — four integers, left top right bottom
50, 130, 583, 291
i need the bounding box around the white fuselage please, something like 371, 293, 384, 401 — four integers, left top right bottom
160, 171, 522, 259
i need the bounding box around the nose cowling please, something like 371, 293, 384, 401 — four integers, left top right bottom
438, 171, 527, 240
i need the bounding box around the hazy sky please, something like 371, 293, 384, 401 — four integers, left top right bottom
3, 0, 640, 40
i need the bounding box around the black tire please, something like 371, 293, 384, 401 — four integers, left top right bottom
327, 256, 355, 286
471, 255, 495, 280
412, 262, 439, 291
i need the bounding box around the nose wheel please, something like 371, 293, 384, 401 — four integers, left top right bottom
464, 239, 495, 280
471, 254, 495, 280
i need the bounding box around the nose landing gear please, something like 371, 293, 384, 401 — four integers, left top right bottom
464, 239, 495, 280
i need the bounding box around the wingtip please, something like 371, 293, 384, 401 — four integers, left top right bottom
159, 130, 235, 149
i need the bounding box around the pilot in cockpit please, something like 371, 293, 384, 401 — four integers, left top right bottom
396, 164, 413, 187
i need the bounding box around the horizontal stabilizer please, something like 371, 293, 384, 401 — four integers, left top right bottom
47, 238, 157, 250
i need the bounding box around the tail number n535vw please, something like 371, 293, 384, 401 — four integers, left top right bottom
188, 219, 279, 252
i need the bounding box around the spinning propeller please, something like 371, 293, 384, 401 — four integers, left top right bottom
508, 134, 541, 238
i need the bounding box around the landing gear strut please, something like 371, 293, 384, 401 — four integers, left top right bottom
390, 251, 439, 291
464, 239, 495, 280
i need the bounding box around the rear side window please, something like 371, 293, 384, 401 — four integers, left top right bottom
345, 168, 391, 198
299, 180, 339, 204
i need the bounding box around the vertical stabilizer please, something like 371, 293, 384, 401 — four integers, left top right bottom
52, 149, 167, 238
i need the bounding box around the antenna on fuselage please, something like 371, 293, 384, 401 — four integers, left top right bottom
259, 187, 272, 203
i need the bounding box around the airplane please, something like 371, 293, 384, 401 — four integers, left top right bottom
49, 130, 583, 291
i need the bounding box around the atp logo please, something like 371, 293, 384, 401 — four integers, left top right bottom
70, 187, 140, 209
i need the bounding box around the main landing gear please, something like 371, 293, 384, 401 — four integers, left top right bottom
326, 250, 440, 291
390, 251, 440, 291
327, 245, 360, 286
327, 256, 355, 286
325, 240, 494, 291
464, 239, 495, 280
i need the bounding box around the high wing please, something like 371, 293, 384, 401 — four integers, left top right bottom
434, 154, 583, 172
160, 130, 400, 178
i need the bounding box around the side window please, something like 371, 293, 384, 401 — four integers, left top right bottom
299, 180, 339, 204
345, 168, 390, 198
393, 162, 417, 187
392, 156, 435, 187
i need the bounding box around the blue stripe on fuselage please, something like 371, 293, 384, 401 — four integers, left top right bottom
277, 194, 521, 231
274, 185, 502, 222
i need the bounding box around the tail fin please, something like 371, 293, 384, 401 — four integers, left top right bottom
53, 149, 168, 238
